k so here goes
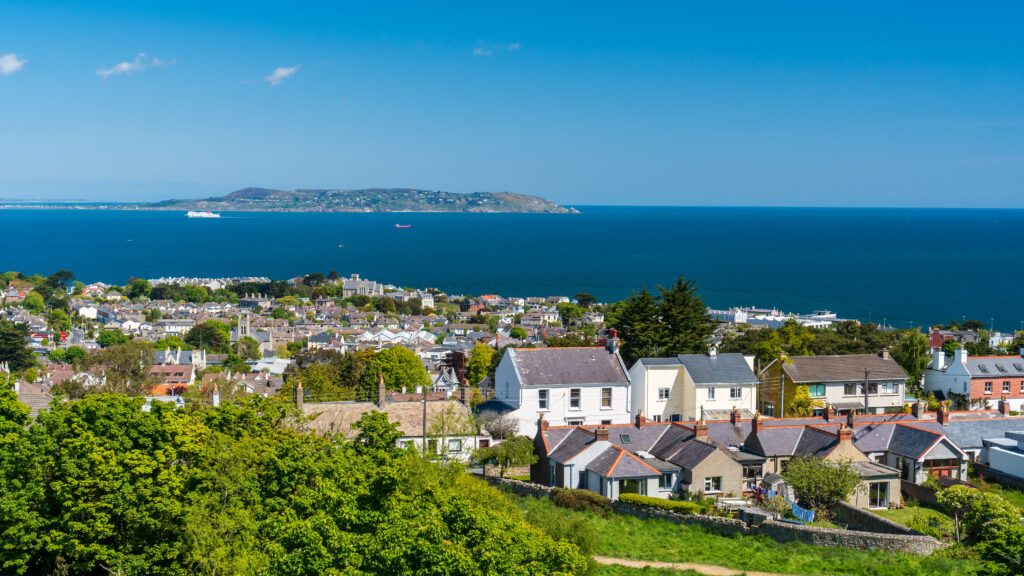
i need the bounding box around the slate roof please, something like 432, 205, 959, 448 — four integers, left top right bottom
782, 354, 908, 383
587, 446, 661, 478
886, 425, 942, 459
510, 347, 628, 386
676, 353, 758, 384
966, 356, 1024, 378
793, 427, 838, 457
549, 428, 597, 462
659, 439, 718, 470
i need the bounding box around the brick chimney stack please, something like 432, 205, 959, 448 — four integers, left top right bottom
695, 418, 709, 441
847, 409, 856, 429
730, 405, 740, 425
538, 413, 549, 432
751, 411, 762, 434
911, 401, 927, 419
295, 381, 304, 411
838, 423, 854, 443
635, 409, 647, 428
595, 426, 609, 441
824, 403, 836, 422
377, 372, 387, 409
937, 401, 949, 425
998, 395, 1011, 417
606, 328, 620, 354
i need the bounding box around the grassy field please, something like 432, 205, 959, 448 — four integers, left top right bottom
513, 494, 982, 576
594, 566, 699, 576
872, 505, 956, 541
972, 477, 1024, 511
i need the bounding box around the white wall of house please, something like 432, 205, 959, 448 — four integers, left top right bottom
924, 349, 973, 402
814, 380, 905, 413
397, 434, 484, 462
988, 446, 1024, 479
694, 382, 758, 418
629, 362, 758, 422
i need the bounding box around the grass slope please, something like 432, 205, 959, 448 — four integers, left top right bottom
513, 495, 981, 576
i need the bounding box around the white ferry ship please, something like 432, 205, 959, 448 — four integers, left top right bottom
186, 210, 221, 218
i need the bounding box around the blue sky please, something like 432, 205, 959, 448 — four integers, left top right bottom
1, 1, 1023, 206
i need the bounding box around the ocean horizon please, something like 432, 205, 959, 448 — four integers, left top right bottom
3, 205, 1022, 331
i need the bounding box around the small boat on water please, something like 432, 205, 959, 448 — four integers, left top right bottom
186, 210, 221, 218
394, 224, 412, 229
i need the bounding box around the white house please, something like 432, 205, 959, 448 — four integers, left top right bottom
924, 347, 1024, 412
491, 339, 632, 438
628, 349, 759, 422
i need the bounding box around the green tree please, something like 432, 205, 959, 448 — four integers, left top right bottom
467, 342, 494, 385
84, 340, 156, 394
185, 320, 229, 353
657, 276, 714, 356
270, 307, 294, 320
509, 326, 528, 340
97, 328, 131, 348
787, 384, 817, 417
22, 291, 45, 313
781, 456, 862, 516
362, 346, 431, 396
375, 296, 397, 314
612, 287, 665, 365
0, 319, 36, 372
47, 309, 71, 334
941, 338, 960, 357
574, 293, 597, 307
937, 484, 983, 543
892, 329, 931, 399
125, 277, 152, 300
475, 435, 537, 478
555, 302, 584, 326
236, 336, 262, 361
153, 335, 189, 351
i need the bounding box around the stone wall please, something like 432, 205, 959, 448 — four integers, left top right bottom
901, 480, 939, 506
832, 502, 918, 535
479, 475, 944, 555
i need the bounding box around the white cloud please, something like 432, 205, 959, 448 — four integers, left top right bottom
264, 65, 299, 86
97, 53, 174, 80
0, 53, 27, 76
472, 42, 521, 57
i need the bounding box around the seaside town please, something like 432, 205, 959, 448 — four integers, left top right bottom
2, 268, 1023, 575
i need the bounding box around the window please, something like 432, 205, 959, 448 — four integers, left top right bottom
763, 402, 775, 417
868, 482, 889, 508
730, 387, 742, 400
703, 476, 722, 493
985, 382, 993, 394
979, 364, 990, 374
1020, 382, 1024, 393
427, 439, 439, 453
447, 439, 463, 453
1003, 381, 1011, 393
399, 440, 414, 449
881, 382, 898, 395
844, 383, 859, 396
538, 389, 549, 410
601, 387, 612, 408
619, 479, 646, 495
478, 439, 490, 449
866, 382, 879, 395
670, 414, 682, 422
579, 470, 588, 490
549, 461, 556, 485
566, 418, 584, 426
658, 387, 671, 400
620, 434, 632, 444
707, 387, 715, 400
570, 388, 581, 409
651, 414, 662, 423
996, 364, 1008, 374
660, 473, 674, 490
808, 384, 826, 397
601, 419, 612, 425
742, 465, 763, 480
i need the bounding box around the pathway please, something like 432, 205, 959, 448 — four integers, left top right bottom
593, 555, 790, 576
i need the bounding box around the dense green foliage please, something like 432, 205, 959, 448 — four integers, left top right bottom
0, 319, 35, 373
780, 456, 862, 515
719, 320, 900, 366
608, 277, 714, 365
467, 342, 494, 385
0, 394, 588, 575
937, 485, 1024, 575
617, 494, 702, 515
97, 328, 131, 348
552, 488, 614, 517
475, 435, 536, 478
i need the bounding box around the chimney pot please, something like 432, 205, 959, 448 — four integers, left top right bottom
595, 426, 609, 441
695, 419, 709, 441
825, 403, 836, 422
538, 413, 549, 431
911, 401, 927, 419
838, 424, 853, 443
635, 409, 647, 428
847, 410, 856, 429
937, 401, 949, 425
730, 405, 740, 425
998, 395, 1011, 417
751, 411, 762, 434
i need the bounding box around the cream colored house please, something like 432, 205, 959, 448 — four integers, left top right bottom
628, 350, 758, 422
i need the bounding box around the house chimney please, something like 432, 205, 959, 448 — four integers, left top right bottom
595, 426, 609, 441
1019, 346, 1024, 358
998, 395, 1011, 417
606, 328, 620, 354
937, 401, 949, 425
377, 372, 387, 409
212, 382, 220, 407
708, 344, 717, 358
695, 418, 709, 441
911, 401, 927, 419
295, 381, 304, 411
751, 411, 762, 434
933, 348, 945, 371
538, 413, 549, 432
954, 346, 968, 365
847, 410, 856, 429
824, 403, 836, 422
838, 423, 854, 444
880, 347, 890, 360
635, 409, 647, 428
730, 405, 740, 425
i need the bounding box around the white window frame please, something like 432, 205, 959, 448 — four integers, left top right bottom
703, 476, 722, 493
538, 388, 549, 410
601, 387, 612, 409
730, 387, 742, 400
569, 388, 581, 409
659, 473, 674, 491
447, 438, 463, 453
566, 418, 584, 426
706, 387, 715, 400
658, 387, 671, 400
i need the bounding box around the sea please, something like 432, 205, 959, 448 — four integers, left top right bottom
2, 206, 1023, 331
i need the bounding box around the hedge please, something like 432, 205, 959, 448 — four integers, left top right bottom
618, 493, 703, 514
552, 488, 613, 516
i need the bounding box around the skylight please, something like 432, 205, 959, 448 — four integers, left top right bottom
620, 434, 632, 444
978, 364, 990, 373
996, 364, 1008, 373
1014, 363, 1024, 372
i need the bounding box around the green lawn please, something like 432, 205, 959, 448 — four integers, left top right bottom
872, 505, 956, 541
512, 494, 982, 576
973, 477, 1024, 511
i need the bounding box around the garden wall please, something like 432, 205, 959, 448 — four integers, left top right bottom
974, 462, 1024, 491
832, 503, 918, 535
479, 475, 944, 555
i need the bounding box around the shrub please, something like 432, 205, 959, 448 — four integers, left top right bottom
618, 493, 702, 514
552, 488, 613, 517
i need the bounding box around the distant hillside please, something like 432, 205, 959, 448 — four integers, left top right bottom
148, 187, 577, 213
